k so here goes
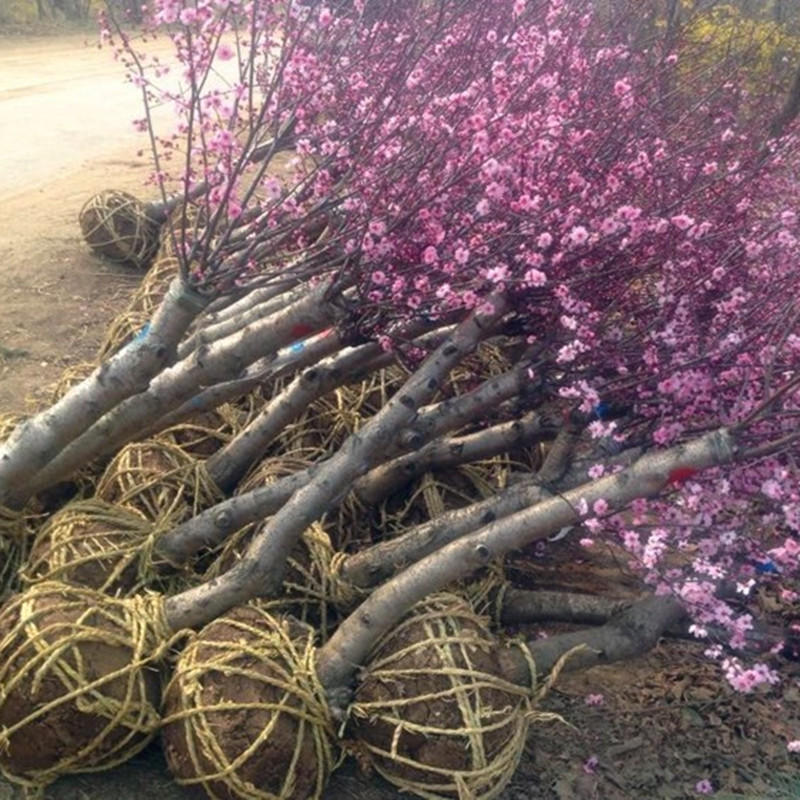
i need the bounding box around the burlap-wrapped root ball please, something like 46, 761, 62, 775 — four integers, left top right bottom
21, 499, 167, 595
95, 439, 221, 525
0, 582, 166, 790
79, 189, 161, 269
162, 605, 338, 799
350, 593, 533, 800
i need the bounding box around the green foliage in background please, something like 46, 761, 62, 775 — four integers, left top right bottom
0, 0, 40, 24
0, 0, 98, 25
684, 2, 800, 87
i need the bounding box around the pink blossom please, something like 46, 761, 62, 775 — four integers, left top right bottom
599, 217, 620, 235
524, 268, 547, 287
567, 225, 589, 246
485, 265, 509, 283
695, 779, 714, 795
537, 232, 553, 249
584, 693, 605, 706
583, 755, 599, 775
788, 740, 800, 753
670, 214, 695, 230
614, 78, 631, 97
475, 199, 490, 216
593, 499, 609, 515
422, 246, 439, 264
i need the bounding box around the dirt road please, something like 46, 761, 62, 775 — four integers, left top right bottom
0, 33, 176, 196
0, 33, 175, 412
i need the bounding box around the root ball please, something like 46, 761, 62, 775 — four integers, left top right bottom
0, 582, 165, 789
79, 190, 161, 269
350, 593, 531, 800
162, 605, 337, 799
22, 499, 159, 595
95, 439, 220, 524
204, 523, 346, 638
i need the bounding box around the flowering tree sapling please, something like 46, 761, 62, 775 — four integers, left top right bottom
99, 0, 800, 687
2, 0, 800, 793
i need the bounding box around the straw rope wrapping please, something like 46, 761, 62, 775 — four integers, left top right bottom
204, 523, 351, 641
160, 402, 245, 459
0, 582, 169, 791
162, 605, 340, 800
20, 499, 177, 596
79, 190, 161, 270
350, 593, 534, 800
0, 504, 33, 603
95, 439, 222, 526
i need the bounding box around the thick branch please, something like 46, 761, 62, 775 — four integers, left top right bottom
316, 428, 737, 697
177, 281, 318, 359
353, 410, 558, 506
163, 296, 509, 630
0, 278, 208, 507
338, 447, 641, 589
14, 282, 335, 502
155, 467, 315, 565
206, 322, 450, 492
401, 365, 533, 447
499, 588, 634, 625
498, 595, 686, 682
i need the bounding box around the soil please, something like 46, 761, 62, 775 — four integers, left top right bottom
1, 27, 800, 800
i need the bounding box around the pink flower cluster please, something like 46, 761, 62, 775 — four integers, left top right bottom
118, 0, 800, 692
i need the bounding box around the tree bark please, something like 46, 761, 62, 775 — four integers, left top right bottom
163, 296, 509, 630
497, 595, 687, 683
316, 429, 737, 701
14, 282, 334, 501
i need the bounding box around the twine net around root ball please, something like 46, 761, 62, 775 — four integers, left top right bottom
203, 523, 354, 641
20, 499, 168, 596
270, 367, 408, 458
95, 439, 222, 525
160, 403, 245, 459
0, 582, 169, 792
350, 593, 534, 800
79, 190, 161, 270
0, 506, 34, 603
162, 604, 339, 800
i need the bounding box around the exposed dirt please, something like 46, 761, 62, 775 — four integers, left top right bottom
2, 29, 800, 800
0, 153, 152, 414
